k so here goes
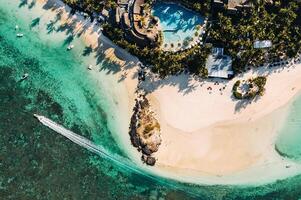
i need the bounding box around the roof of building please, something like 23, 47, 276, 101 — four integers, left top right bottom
122, 12, 131, 29
212, 47, 224, 56
254, 40, 272, 49
101, 9, 109, 17
115, 7, 121, 24
118, 0, 129, 5
134, 0, 143, 14
228, 0, 250, 9
206, 48, 234, 79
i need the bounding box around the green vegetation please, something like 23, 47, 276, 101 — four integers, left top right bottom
63, 0, 116, 13
176, 0, 211, 16
62, 0, 212, 78
232, 76, 267, 100
209, 1, 301, 73
251, 76, 267, 96
232, 80, 243, 99
63, 0, 301, 80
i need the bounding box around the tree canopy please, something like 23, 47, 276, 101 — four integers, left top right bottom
209, 1, 301, 72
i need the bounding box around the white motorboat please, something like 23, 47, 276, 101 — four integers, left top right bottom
67, 44, 74, 50
20, 73, 29, 81
87, 64, 93, 70
16, 33, 24, 37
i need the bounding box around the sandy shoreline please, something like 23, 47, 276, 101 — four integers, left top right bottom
142, 62, 301, 184
33, 0, 301, 185
144, 62, 301, 174
34, 0, 141, 161
37, 0, 140, 123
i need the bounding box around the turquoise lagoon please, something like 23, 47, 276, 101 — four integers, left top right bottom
152, 2, 204, 48
2, 0, 301, 199
276, 94, 301, 162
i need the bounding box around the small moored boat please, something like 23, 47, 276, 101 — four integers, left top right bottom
20, 73, 29, 81
87, 64, 93, 70
16, 33, 24, 37
67, 44, 74, 50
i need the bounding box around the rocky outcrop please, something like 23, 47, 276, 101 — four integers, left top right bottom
129, 94, 161, 166
141, 155, 156, 166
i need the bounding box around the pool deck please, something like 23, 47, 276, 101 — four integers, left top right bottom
114, 0, 209, 51
151, 2, 208, 52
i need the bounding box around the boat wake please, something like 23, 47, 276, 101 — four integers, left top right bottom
34, 114, 142, 174
33, 114, 301, 189
33, 114, 206, 197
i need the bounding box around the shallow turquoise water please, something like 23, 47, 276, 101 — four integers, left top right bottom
152, 2, 204, 47
2, 0, 301, 199
276, 95, 301, 161
0, 6, 120, 154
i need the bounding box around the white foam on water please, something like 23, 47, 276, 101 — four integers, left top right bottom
35, 114, 135, 170
34, 114, 206, 198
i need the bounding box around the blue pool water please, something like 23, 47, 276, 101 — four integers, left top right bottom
152, 2, 204, 47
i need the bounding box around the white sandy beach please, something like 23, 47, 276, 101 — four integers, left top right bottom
142, 70, 298, 178
143, 63, 301, 174
33, 0, 301, 185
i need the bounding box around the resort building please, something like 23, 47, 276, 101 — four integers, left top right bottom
115, 7, 121, 25
206, 47, 234, 79
254, 40, 272, 49
212, 0, 252, 14
227, 0, 252, 13
114, 0, 160, 47
101, 9, 109, 21
117, 0, 129, 7
213, 0, 275, 14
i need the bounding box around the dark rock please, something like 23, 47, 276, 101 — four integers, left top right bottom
141, 146, 152, 155
141, 154, 147, 162
129, 94, 160, 166
129, 129, 140, 147
145, 156, 156, 166
141, 155, 156, 166
140, 98, 149, 108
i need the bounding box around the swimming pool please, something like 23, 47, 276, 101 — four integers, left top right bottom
152, 2, 204, 49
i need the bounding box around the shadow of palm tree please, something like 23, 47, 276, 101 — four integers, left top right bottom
82, 45, 93, 56
30, 17, 40, 29
55, 11, 63, 22
140, 72, 200, 95
94, 48, 120, 75
76, 29, 84, 38
46, 20, 56, 34
66, 21, 78, 35
95, 50, 106, 64
19, 0, 28, 8
234, 99, 250, 113
99, 60, 121, 75
234, 94, 261, 113
28, 0, 36, 9
41, 0, 55, 10
63, 34, 74, 46
56, 23, 68, 32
